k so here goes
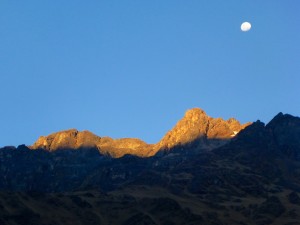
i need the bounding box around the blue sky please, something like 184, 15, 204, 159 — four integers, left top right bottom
1, 1, 300, 146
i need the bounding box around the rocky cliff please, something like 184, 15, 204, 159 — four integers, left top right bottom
31, 108, 250, 157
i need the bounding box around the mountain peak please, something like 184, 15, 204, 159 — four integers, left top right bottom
154, 108, 250, 151
266, 112, 298, 129
184, 107, 207, 117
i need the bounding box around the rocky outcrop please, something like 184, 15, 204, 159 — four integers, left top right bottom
97, 137, 153, 158
153, 108, 250, 152
31, 129, 153, 158
31, 129, 101, 151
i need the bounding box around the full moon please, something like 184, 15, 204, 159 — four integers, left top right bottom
241, 22, 251, 32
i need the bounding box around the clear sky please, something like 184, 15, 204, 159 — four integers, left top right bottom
1, 1, 300, 147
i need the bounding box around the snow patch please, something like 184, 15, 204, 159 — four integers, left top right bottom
231, 131, 239, 137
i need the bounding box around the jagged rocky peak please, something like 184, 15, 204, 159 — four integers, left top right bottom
155, 108, 251, 151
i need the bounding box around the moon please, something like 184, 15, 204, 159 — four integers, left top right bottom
241, 22, 251, 32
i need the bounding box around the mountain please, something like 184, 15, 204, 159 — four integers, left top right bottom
1, 109, 300, 225
30, 108, 250, 157
154, 108, 250, 153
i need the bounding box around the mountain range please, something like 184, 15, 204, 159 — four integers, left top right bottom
1, 108, 300, 225
30, 108, 250, 157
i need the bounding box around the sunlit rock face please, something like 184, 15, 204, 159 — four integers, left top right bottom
153, 108, 251, 152
31, 129, 100, 151
31, 129, 153, 158
31, 108, 250, 157
97, 137, 153, 158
